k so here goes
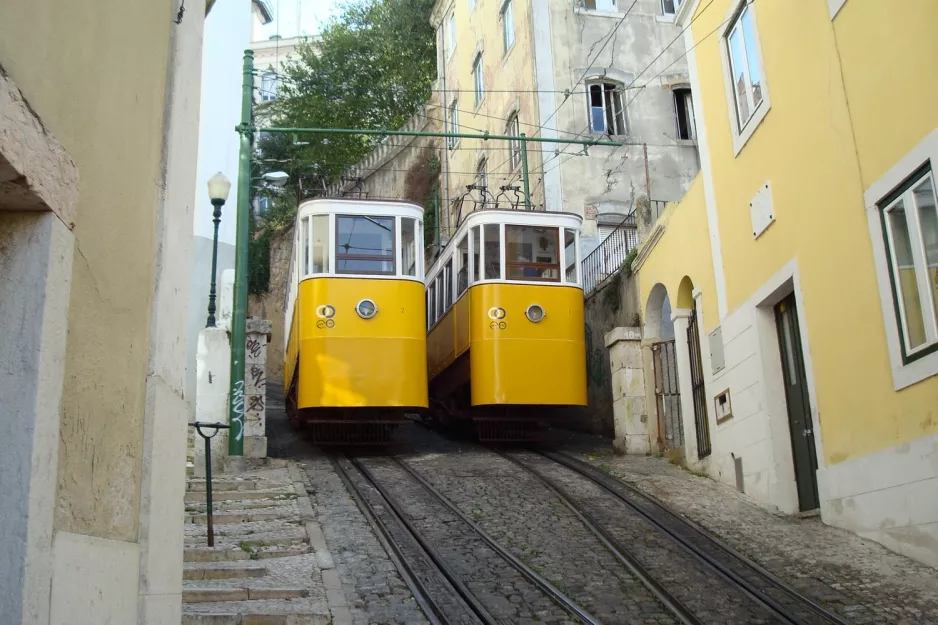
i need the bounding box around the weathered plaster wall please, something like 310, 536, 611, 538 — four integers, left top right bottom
581, 270, 641, 436
433, 0, 542, 234
547, 0, 699, 248
0, 0, 178, 542
0, 212, 74, 625
250, 227, 292, 387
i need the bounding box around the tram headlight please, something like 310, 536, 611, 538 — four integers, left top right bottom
355, 299, 378, 319
525, 304, 545, 323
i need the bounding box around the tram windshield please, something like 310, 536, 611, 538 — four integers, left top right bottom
336, 215, 395, 274
505, 225, 561, 282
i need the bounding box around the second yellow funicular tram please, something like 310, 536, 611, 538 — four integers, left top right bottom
425, 209, 587, 440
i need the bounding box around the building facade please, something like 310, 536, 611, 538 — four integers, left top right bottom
633, 0, 938, 567
0, 0, 205, 622
430, 0, 700, 252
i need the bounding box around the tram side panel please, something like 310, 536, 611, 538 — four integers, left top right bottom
285, 297, 300, 394
469, 283, 586, 407
296, 277, 428, 409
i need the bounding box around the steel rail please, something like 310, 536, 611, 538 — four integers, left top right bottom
328, 455, 456, 625
544, 451, 854, 625
348, 457, 500, 625
493, 450, 702, 625
391, 456, 603, 625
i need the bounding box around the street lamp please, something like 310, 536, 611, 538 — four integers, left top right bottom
206, 172, 231, 327
261, 170, 289, 187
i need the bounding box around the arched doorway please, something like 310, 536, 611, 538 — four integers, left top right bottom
645, 284, 682, 451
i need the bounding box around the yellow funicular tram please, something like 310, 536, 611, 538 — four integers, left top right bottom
284, 198, 428, 443
425, 209, 587, 440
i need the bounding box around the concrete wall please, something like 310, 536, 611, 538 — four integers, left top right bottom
186, 235, 235, 419
545, 0, 700, 250
0, 0, 203, 621
582, 271, 641, 437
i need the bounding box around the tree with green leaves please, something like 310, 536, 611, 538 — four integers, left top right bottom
249, 0, 437, 292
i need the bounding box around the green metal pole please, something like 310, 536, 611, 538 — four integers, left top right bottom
520, 133, 532, 211
228, 50, 254, 456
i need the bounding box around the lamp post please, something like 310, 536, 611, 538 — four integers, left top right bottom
206, 172, 232, 328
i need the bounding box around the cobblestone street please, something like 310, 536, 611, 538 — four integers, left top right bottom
262, 390, 938, 625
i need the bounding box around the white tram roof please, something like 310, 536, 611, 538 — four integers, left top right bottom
426, 209, 583, 280
297, 197, 424, 221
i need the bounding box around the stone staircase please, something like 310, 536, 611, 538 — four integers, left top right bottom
181, 468, 331, 625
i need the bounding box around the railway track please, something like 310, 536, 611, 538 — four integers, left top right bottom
500, 449, 854, 625
331, 453, 602, 625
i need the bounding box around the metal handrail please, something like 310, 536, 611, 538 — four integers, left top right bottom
582, 200, 667, 296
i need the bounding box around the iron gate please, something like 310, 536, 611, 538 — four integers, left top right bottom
651, 341, 683, 450
687, 308, 712, 458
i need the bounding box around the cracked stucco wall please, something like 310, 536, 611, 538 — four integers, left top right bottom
547, 0, 700, 249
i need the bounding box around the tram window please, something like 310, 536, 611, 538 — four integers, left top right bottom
335, 215, 395, 275
401, 218, 417, 277
484, 223, 501, 280
428, 282, 437, 326
436, 274, 445, 320
564, 228, 577, 284
506, 225, 560, 282
311, 215, 329, 274
471, 226, 481, 283
456, 236, 469, 296
301, 217, 310, 276
444, 259, 454, 309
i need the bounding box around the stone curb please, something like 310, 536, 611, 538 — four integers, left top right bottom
288, 461, 351, 625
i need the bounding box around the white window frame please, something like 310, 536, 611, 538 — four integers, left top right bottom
448, 100, 460, 149
501, 0, 515, 55
260, 71, 278, 102
661, 0, 682, 15
472, 53, 484, 108
476, 157, 488, 191
718, 0, 770, 156
585, 81, 627, 136
446, 12, 457, 60
580, 0, 618, 13
865, 130, 938, 390
672, 87, 696, 141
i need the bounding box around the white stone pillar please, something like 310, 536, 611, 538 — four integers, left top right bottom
605, 327, 651, 454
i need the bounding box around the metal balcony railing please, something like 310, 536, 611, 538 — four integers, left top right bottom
582, 200, 667, 296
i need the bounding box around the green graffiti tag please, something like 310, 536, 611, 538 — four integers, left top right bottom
585, 324, 605, 387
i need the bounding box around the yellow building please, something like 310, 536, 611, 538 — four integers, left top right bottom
0, 0, 205, 622
633, 0, 938, 567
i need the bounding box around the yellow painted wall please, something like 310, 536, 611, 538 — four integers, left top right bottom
833, 0, 938, 190
434, 0, 542, 230
0, 0, 175, 541
637, 177, 717, 328
640, 0, 938, 467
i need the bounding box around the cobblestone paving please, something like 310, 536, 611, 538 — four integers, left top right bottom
335, 455, 484, 625
360, 455, 582, 625
299, 454, 431, 625
402, 434, 679, 624
558, 433, 938, 625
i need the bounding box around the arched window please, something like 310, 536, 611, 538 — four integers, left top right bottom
476, 158, 488, 191
260, 71, 278, 101
586, 81, 626, 135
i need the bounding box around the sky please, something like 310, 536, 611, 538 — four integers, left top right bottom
257, 0, 340, 39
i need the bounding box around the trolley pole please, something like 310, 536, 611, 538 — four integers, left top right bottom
228, 50, 254, 457
520, 133, 532, 210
